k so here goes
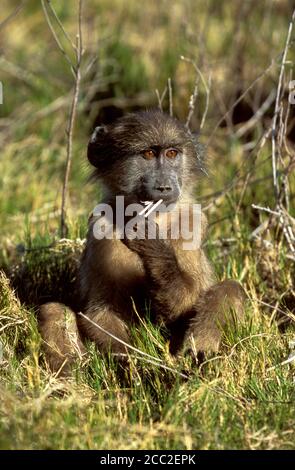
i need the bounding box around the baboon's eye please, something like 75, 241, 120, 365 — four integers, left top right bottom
165, 148, 178, 158
143, 149, 156, 160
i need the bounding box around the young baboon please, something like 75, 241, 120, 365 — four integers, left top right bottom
39, 110, 246, 373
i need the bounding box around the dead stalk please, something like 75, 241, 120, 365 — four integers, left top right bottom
168, 77, 173, 116
271, 9, 295, 200
180, 56, 211, 130
42, 0, 84, 238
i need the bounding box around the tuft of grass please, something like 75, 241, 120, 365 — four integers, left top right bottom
0, 243, 294, 450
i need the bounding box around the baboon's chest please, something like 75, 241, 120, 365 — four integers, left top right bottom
92, 238, 148, 313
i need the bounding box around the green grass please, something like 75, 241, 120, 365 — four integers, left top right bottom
0, 267, 294, 449
0, 0, 294, 450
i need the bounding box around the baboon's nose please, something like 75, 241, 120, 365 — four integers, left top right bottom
156, 185, 172, 192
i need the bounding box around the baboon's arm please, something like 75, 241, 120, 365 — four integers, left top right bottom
169, 280, 246, 355
78, 307, 131, 354
123, 234, 196, 322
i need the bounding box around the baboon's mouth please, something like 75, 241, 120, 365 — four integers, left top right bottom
139, 196, 179, 212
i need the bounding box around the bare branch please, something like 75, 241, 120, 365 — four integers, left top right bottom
208, 59, 275, 144
200, 72, 212, 129
42, 0, 84, 238
155, 86, 167, 112
0, 1, 26, 32
251, 204, 280, 216
235, 89, 276, 138
271, 9, 295, 199
77, 312, 188, 379
181, 56, 211, 130
45, 0, 76, 50
60, 0, 84, 238
113, 354, 189, 379
168, 77, 173, 116
77, 312, 162, 363
41, 0, 76, 78
185, 77, 198, 130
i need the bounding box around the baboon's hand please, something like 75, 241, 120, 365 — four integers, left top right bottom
122, 216, 169, 256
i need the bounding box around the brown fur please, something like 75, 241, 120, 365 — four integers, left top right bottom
39, 110, 246, 373
39, 303, 85, 374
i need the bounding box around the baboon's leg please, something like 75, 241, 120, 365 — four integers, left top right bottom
39, 303, 85, 375
169, 280, 246, 355
78, 308, 130, 355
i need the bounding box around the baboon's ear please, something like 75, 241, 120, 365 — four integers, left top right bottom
87, 125, 108, 168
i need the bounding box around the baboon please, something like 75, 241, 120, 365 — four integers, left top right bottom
39, 110, 246, 374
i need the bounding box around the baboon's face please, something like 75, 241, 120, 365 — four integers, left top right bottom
88, 110, 203, 204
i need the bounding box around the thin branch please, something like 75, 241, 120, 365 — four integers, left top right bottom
208, 59, 275, 144
78, 312, 189, 380
41, 0, 76, 78
113, 353, 188, 379
181, 56, 211, 130
251, 204, 280, 216
254, 298, 295, 323
235, 89, 276, 138
155, 86, 168, 112
155, 89, 162, 111
45, 0, 76, 50
200, 72, 212, 129
267, 353, 295, 371
131, 298, 165, 351
77, 311, 163, 363
271, 9, 295, 199
59, 1, 83, 238
42, 0, 84, 238
168, 77, 173, 116
0, 1, 26, 31
185, 78, 198, 130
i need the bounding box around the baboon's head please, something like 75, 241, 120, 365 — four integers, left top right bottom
88, 110, 204, 204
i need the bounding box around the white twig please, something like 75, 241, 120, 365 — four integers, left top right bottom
271, 9, 295, 198
267, 353, 295, 371
77, 311, 163, 363
254, 298, 295, 323
236, 89, 276, 138
185, 77, 198, 129
143, 199, 163, 218
200, 72, 212, 129
168, 78, 173, 116
113, 353, 188, 379
42, 0, 84, 238
251, 204, 280, 216
181, 56, 211, 129
155, 87, 167, 112
208, 60, 275, 144
77, 313, 189, 379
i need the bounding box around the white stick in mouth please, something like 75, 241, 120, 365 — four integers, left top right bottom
139, 200, 154, 216
139, 199, 163, 218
